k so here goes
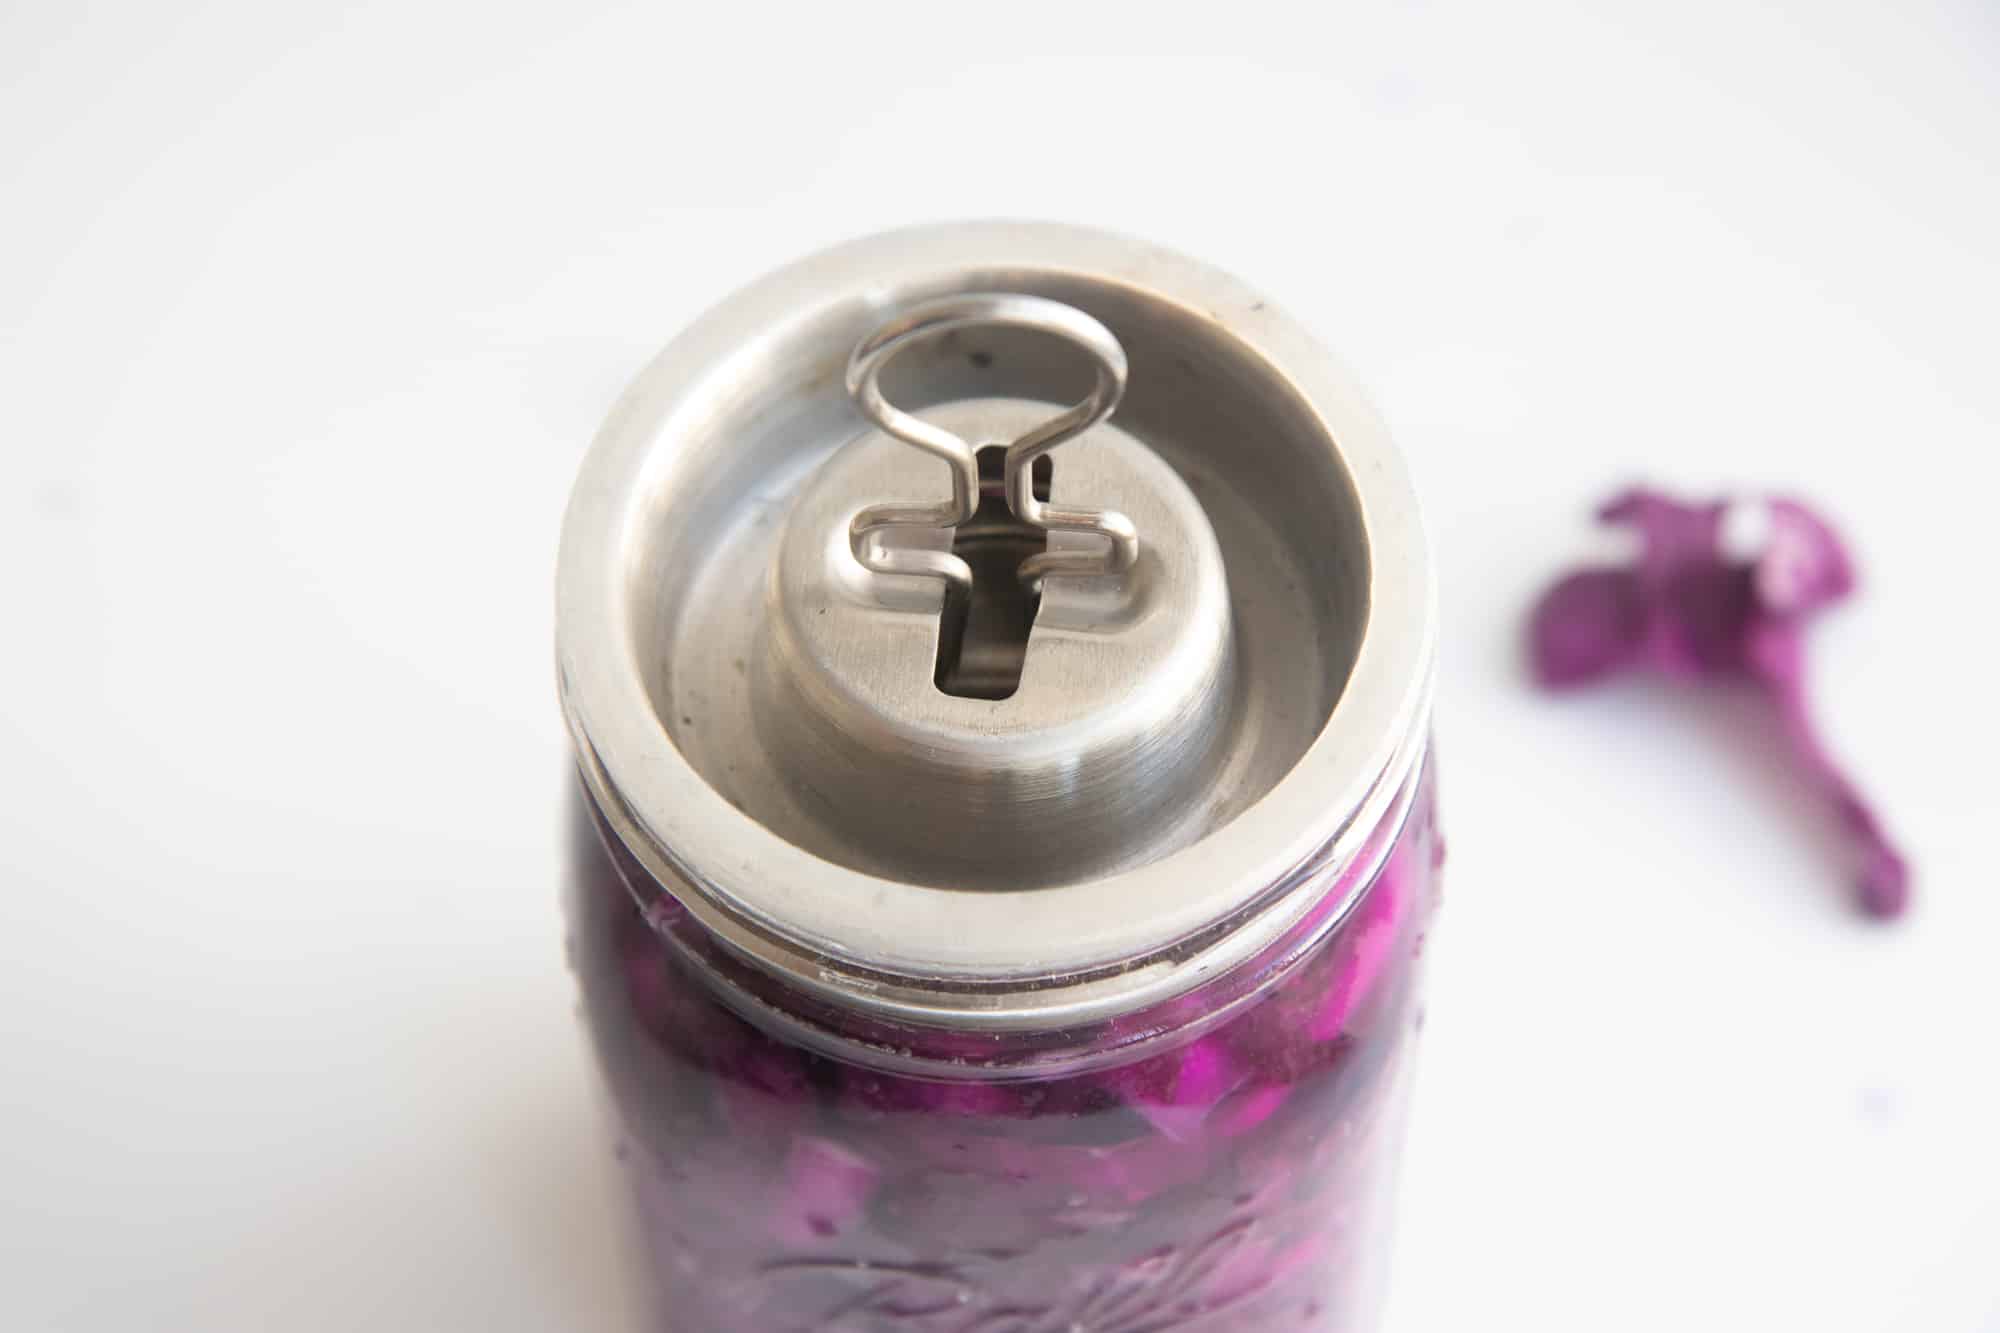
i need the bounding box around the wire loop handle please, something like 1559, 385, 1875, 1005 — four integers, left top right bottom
846, 294, 1138, 594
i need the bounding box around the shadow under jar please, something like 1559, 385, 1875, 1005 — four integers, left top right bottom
557, 223, 1442, 1333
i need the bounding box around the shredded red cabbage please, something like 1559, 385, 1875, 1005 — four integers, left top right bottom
1529, 487, 1908, 917
568, 769, 1442, 1331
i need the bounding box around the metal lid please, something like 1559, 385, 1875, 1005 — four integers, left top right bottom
558, 222, 1435, 1031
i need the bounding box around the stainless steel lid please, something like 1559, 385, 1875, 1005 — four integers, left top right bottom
557, 222, 1435, 1031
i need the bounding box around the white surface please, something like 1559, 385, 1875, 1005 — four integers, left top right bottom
2, 2, 1995, 1329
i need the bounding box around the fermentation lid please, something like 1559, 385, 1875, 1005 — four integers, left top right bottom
557, 222, 1435, 1030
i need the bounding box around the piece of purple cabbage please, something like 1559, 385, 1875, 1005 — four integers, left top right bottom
1529, 487, 1908, 917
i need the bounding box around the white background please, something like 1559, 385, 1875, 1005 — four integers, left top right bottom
3, 2, 1996, 1329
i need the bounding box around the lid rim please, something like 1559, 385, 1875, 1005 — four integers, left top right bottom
556, 220, 1437, 1026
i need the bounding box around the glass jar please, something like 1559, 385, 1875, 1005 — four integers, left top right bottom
558, 224, 1440, 1331
568, 764, 1440, 1331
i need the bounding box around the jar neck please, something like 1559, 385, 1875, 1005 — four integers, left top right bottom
580, 752, 1432, 1080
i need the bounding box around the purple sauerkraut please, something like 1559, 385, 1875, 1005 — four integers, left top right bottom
567, 768, 1442, 1332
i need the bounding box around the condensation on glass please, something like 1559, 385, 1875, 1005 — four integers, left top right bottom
557, 224, 1441, 1332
